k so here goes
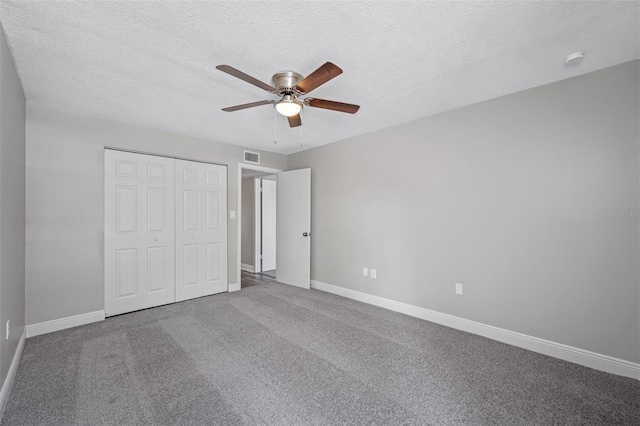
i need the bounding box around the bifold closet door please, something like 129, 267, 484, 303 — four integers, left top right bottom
104, 150, 176, 316
175, 159, 228, 302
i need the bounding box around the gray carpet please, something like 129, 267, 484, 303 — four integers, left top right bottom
3, 283, 639, 425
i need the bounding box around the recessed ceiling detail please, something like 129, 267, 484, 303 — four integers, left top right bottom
0, 1, 638, 154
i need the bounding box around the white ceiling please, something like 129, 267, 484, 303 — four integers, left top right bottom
1, 1, 638, 155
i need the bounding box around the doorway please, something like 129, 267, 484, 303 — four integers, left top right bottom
240, 170, 277, 287
237, 164, 282, 289
236, 164, 311, 291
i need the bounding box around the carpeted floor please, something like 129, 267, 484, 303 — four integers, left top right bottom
3, 283, 639, 425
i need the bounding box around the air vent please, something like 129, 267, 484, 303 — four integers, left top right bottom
244, 150, 260, 164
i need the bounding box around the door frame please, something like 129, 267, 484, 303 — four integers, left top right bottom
235, 163, 283, 291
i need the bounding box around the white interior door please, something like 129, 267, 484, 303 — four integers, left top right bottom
276, 168, 311, 289
175, 159, 228, 301
261, 179, 277, 271
253, 178, 262, 273
105, 150, 176, 316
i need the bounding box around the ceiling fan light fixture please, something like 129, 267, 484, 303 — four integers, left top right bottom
275, 95, 303, 117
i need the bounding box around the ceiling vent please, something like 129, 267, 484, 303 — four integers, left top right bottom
244, 150, 260, 164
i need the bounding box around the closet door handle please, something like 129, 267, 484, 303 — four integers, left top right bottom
154, 237, 159, 242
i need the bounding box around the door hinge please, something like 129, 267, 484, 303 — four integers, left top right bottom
260, 254, 263, 260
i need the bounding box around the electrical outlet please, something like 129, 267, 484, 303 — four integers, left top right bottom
370, 269, 377, 279
5, 320, 9, 340
362, 267, 368, 277
229, 211, 236, 219
455, 283, 463, 295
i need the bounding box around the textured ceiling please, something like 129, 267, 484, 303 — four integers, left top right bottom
1, 1, 638, 154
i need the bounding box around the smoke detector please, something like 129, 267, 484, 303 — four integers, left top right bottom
564, 52, 585, 66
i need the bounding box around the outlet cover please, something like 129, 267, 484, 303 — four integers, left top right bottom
362, 267, 368, 277
455, 283, 463, 295
370, 269, 377, 279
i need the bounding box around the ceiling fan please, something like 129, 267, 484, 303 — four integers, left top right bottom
216, 62, 360, 128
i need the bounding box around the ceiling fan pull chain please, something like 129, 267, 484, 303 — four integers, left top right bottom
300, 123, 303, 147
273, 108, 277, 145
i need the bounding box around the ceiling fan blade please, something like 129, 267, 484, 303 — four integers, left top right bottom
216, 65, 275, 92
306, 98, 360, 114
295, 62, 343, 94
221, 100, 273, 112
287, 114, 302, 127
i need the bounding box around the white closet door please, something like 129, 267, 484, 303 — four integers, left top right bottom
104, 150, 175, 316
175, 159, 227, 302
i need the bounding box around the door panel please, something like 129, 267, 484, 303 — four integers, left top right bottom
183, 244, 199, 285
183, 167, 198, 182
207, 243, 221, 281
147, 163, 167, 180
116, 160, 137, 177
116, 186, 138, 233
184, 190, 199, 230
105, 150, 176, 316
147, 246, 167, 292
206, 170, 221, 184
147, 188, 166, 231
206, 191, 221, 229
175, 159, 228, 301
276, 169, 311, 289
116, 248, 138, 298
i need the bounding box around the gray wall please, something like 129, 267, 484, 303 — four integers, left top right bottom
0, 26, 26, 393
241, 177, 255, 267
289, 60, 640, 363
25, 104, 287, 325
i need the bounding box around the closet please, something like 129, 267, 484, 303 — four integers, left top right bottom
104, 149, 227, 316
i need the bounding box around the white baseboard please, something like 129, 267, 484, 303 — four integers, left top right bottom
311, 280, 640, 380
228, 282, 241, 292
26, 310, 105, 338
0, 328, 26, 419
241, 263, 255, 273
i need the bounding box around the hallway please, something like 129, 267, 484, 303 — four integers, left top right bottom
241, 270, 276, 289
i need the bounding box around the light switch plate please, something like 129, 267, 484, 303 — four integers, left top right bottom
362, 267, 368, 277
455, 283, 463, 295
230, 211, 236, 219
370, 269, 377, 279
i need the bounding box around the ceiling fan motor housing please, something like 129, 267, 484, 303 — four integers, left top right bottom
272, 71, 304, 94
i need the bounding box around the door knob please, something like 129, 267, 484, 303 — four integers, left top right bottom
303, 232, 310, 237
154, 237, 159, 241
190, 236, 195, 239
